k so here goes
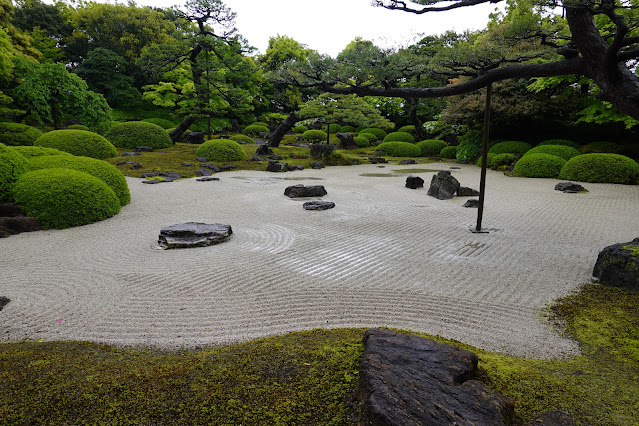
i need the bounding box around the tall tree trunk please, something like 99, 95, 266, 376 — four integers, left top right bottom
268, 111, 299, 147
407, 98, 427, 140
169, 114, 199, 142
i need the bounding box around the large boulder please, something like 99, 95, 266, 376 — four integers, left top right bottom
359, 328, 514, 426
0, 202, 42, 237
310, 143, 337, 159
158, 222, 232, 249
336, 132, 356, 149
405, 175, 424, 189
428, 170, 460, 200
593, 238, 639, 290
184, 131, 204, 144
284, 184, 327, 198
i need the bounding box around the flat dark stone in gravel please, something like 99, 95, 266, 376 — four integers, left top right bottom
195, 168, 212, 176
284, 184, 327, 198
399, 159, 417, 165
555, 182, 587, 193
463, 199, 479, 208
0, 296, 9, 311
303, 201, 335, 210
196, 177, 220, 182
158, 222, 232, 249
220, 165, 238, 171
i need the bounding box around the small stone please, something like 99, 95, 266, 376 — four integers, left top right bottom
405, 175, 424, 189
555, 182, 586, 193
135, 146, 153, 152
284, 184, 327, 198
182, 162, 194, 167
399, 159, 416, 165
142, 179, 161, 184
457, 186, 480, 196
196, 176, 220, 182
141, 171, 181, 181
368, 157, 388, 164
195, 168, 212, 177
120, 152, 140, 157
220, 165, 238, 171
196, 157, 208, 163
310, 162, 325, 169
201, 163, 222, 173
117, 161, 142, 170
158, 222, 232, 249
463, 199, 479, 208
303, 201, 335, 210
0, 296, 9, 311
249, 155, 264, 162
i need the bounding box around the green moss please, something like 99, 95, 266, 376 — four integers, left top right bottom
0, 122, 43, 146
230, 134, 255, 144
105, 122, 174, 150
34, 130, 118, 160
10, 146, 73, 159
196, 139, 248, 162
0, 143, 27, 201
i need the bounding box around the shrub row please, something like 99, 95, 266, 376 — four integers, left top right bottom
0, 123, 43, 146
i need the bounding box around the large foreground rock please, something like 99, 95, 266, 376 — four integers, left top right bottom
405, 175, 424, 189
593, 238, 639, 290
158, 222, 232, 249
0, 202, 42, 237
284, 184, 327, 198
428, 170, 460, 200
359, 328, 514, 426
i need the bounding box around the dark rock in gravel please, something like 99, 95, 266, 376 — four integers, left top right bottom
196, 157, 208, 163
428, 170, 460, 200
116, 161, 141, 170
368, 157, 388, 164
593, 237, 639, 291
135, 146, 153, 152
184, 131, 204, 144
463, 199, 480, 208
267, 161, 288, 172
0, 216, 42, 237
196, 176, 220, 182
399, 159, 417, 165
303, 200, 335, 210
457, 186, 480, 196
310, 162, 325, 169
142, 180, 161, 184
141, 171, 181, 181
359, 328, 514, 426
181, 162, 194, 167
249, 155, 264, 162
158, 222, 232, 249
195, 168, 212, 177
120, 152, 140, 157
201, 163, 222, 173
289, 165, 304, 171
255, 144, 274, 156
405, 175, 424, 189
0, 296, 9, 311
450, 166, 461, 169
555, 182, 587, 193
284, 184, 327, 198
525, 410, 576, 426
220, 165, 238, 171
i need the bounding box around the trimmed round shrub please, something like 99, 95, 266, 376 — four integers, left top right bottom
66, 124, 90, 131
105, 122, 173, 150
0, 123, 43, 146
293, 125, 308, 133
196, 139, 248, 162
488, 140, 532, 156
250, 121, 268, 127
559, 153, 639, 184
538, 139, 581, 149
13, 168, 121, 229
398, 125, 416, 135
489, 153, 517, 170
0, 144, 27, 201
340, 125, 356, 133
10, 145, 72, 159
440, 146, 457, 159
358, 128, 387, 140
26, 155, 130, 206
375, 141, 421, 157
581, 141, 624, 154
302, 129, 327, 143
354, 136, 370, 147
513, 153, 566, 178
416, 139, 447, 157
523, 144, 581, 161
383, 132, 415, 143
35, 130, 118, 160
322, 124, 341, 133
141, 118, 175, 129
243, 124, 269, 136
358, 132, 377, 143
230, 134, 255, 144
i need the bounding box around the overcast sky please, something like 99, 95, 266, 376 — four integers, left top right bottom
44, 0, 501, 57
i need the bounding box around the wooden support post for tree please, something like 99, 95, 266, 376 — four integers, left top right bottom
472, 83, 492, 234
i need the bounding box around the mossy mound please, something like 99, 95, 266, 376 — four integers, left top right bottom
382, 132, 415, 143
34, 130, 118, 160
230, 134, 255, 144
141, 118, 175, 129
354, 136, 370, 147
358, 132, 377, 143
416, 139, 447, 157
13, 168, 121, 229
488, 141, 533, 156
581, 141, 624, 154
0, 122, 44, 146
440, 146, 457, 159
66, 124, 91, 131
9, 146, 73, 159
293, 125, 308, 133
340, 125, 356, 133
513, 153, 566, 178
0, 144, 27, 201
243, 124, 269, 136
559, 153, 639, 184
358, 128, 387, 141
523, 145, 582, 161
26, 155, 130, 206
538, 139, 581, 149
375, 141, 422, 157
302, 130, 327, 143
398, 125, 416, 135
196, 139, 248, 162
105, 121, 173, 150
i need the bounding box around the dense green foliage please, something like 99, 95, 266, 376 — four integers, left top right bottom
302, 129, 327, 143
358, 132, 377, 143
353, 135, 370, 147
13, 168, 121, 229
489, 153, 517, 169
340, 125, 356, 133
141, 118, 175, 129
34, 130, 118, 159
375, 141, 421, 157
416, 139, 447, 157
398, 125, 416, 134
196, 139, 248, 162
456, 130, 482, 163
513, 153, 566, 178
243, 124, 269, 136
0, 122, 43, 146
293, 125, 308, 133
26, 155, 130, 206
488, 141, 532, 156
523, 145, 582, 161
559, 153, 639, 184
322, 123, 341, 133
581, 141, 624, 154
538, 139, 581, 149
66, 124, 90, 131
382, 131, 415, 143
230, 134, 254, 144
10, 145, 73, 159
440, 145, 457, 159
0, 143, 27, 201
358, 128, 386, 140
105, 121, 173, 150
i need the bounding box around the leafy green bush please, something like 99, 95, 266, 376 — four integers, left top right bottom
383, 132, 415, 143
196, 139, 248, 162
440, 145, 457, 159
243, 124, 269, 136
489, 153, 517, 170
34, 130, 118, 160
321, 124, 341, 133
10, 146, 73, 159
353, 136, 370, 147
488, 141, 532, 156
375, 141, 422, 157
340, 125, 356, 133
358, 128, 387, 140
230, 134, 254, 144
0, 144, 27, 201
398, 125, 416, 134
513, 153, 566, 178
302, 129, 327, 143
416, 139, 447, 157
523, 145, 582, 161
66, 124, 90, 131
538, 139, 581, 149
13, 168, 121, 229
250, 121, 268, 128
141, 118, 175, 129
26, 155, 130, 206
581, 141, 624, 154
456, 130, 482, 163
189, 117, 231, 133
293, 125, 308, 133
358, 132, 377, 142
559, 153, 639, 184
0, 123, 43, 146
105, 121, 173, 150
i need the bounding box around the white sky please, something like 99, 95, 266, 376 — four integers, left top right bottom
43, 0, 501, 57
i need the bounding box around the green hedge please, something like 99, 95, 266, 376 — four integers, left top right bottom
302, 130, 327, 143
293, 125, 308, 134
456, 130, 482, 163
13, 168, 121, 229
581, 141, 624, 154
559, 153, 639, 184
375, 141, 421, 157
523, 144, 582, 161
489, 153, 517, 170
358, 132, 377, 142
243, 124, 269, 136
26, 155, 130, 206
358, 128, 386, 140
0, 123, 43, 146
440, 146, 457, 159
196, 139, 248, 162
0, 144, 27, 201
105, 121, 173, 150
340, 125, 356, 133
141, 118, 175, 129
382, 132, 415, 143
230, 134, 255, 144
488, 140, 532, 156
10, 146, 73, 159
398, 125, 416, 134
513, 153, 566, 178
353, 136, 370, 148
416, 139, 447, 157
538, 139, 581, 149
35, 130, 118, 160
66, 124, 90, 131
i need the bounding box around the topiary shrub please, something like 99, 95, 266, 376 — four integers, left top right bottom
523, 144, 582, 161
513, 153, 566, 178
353, 136, 370, 147
488, 140, 533, 156
398, 125, 416, 135
358, 132, 377, 143
243, 124, 269, 136
196, 139, 248, 162
416, 139, 447, 157
0, 144, 27, 201
358, 128, 387, 140
141, 118, 175, 129
0, 123, 43, 146
26, 155, 130, 206
456, 130, 482, 163
34, 130, 118, 160
340, 125, 356, 133
489, 153, 517, 170
476, 153, 495, 167
105, 121, 173, 150
375, 141, 422, 157
440, 145, 457, 159
66, 124, 90, 131
581, 141, 624, 154
302, 129, 327, 143
230, 134, 255, 144
559, 153, 639, 184
10, 146, 72, 159
383, 132, 415, 143
538, 139, 581, 149
293, 125, 308, 133
250, 121, 268, 128
321, 123, 341, 133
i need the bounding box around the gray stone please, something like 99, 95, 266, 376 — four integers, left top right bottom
255, 144, 274, 156
525, 410, 575, 426
181, 162, 194, 167
158, 222, 232, 249
267, 161, 288, 172
463, 199, 480, 208
141, 171, 181, 182
0, 296, 9, 311
368, 157, 388, 164
120, 152, 140, 157
196, 157, 208, 163
201, 163, 222, 173
428, 170, 460, 200
220, 165, 238, 171
284, 184, 327, 198
457, 186, 480, 196
195, 168, 212, 177
269, 155, 284, 161
0, 202, 25, 217
405, 175, 424, 189
116, 161, 141, 170
310, 162, 325, 169
555, 182, 587, 193
289, 165, 304, 171
196, 176, 220, 182
593, 237, 639, 291
310, 143, 337, 159
399, 159, 416, 165
185, 131, 204, 144
359, 328, 514, 426
0, 216, 42, 237
337, 132, 356, 149
249, 155, 264, 162
135, 146, 153, 152
303, 201, 335, 210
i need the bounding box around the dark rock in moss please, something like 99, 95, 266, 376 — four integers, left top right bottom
428, 170, 460, 200
249, 155, 264, 162
135, 146, 153, 152
267, 161, 288, 172
185, 132, 204, 144
182, 162, 194, 167
158, 222, 232, 249
303, 201, 335, 210
120, 152, 140, 157
310, 162, 325, 169
525, 410, 575, 425
220, 165, 238, 171
337, 132, 356, 149
141, 172, 181, 182
368, 157, 388, 164
593, 238, 639, 291
196, 157, 208, 163
195, 168, 212, 177
284, 184, 327, 198
116, 161, 141, 170
269, 154, 284, 161
0, 296, 9, 311
255, 144, 274, 156
399, 159, 416, 165
201, 163, 221, 173
405, 175, 424, 189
